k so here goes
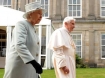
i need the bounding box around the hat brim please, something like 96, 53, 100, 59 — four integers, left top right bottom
23, 8, 47, 19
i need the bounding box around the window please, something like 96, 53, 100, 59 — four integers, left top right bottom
68, 0, 82, 18
100, 0, 105, 17
0, 0, 11, 8
0, 33, 6, 57
101, 34, 105, 58
36, 0, 49, 17
71, 34, 82, 58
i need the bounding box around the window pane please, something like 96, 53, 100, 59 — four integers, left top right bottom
72, 34, 82, 57
42, 5, 44, 8
0, 34, 1, 38
69, 0, 72, 4
77, 52, 81, 57
77, 35, 81, 39
76, 40, 81, 45
45, 12, 48, 17
41, 56, 46, 67
73, 11, 76, 16
102, 46, 105, 51
8, 0, 11, 5
2, 34, 6, 39
77, 11, 80, 16
0, 47, 1, 53
77, 5, 80, 10
45, 0, 48, 4
102, 3, 105, 6
69, 5, 72, 10
76, 46, 81, 51
102, 40, 105, 45
2, 42, 6, 46
102, 7, 105, 10
102, 51, 105, 58
41, 0, 44, 4
77, 0, 80, 4
73, 5, 76, 10
41, 0, 49, 17
45, 5, 48, 9
3, 0, 7, 5
69, 11, 72, 16
72, 35, 76, 39
45, 5, 48, 16
41, 46, 46, 54
102, 11, 105, 16
0, 0, 2, 5
102, 35, 105, 39
102, 0, 105, 6
73, 0, 76, 4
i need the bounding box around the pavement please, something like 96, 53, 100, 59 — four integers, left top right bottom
0, 57, 5, 68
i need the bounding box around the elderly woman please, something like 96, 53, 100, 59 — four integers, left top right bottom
3, 2, 46, 78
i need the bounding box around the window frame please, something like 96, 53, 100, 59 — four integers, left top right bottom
0, 0, 11, 8
36, 0, 50, 18
0, 33, 6, 57
100, 0, 105, 17
71, 33, 82, 58
67, 0, 82, 18
101, 33, 105, 59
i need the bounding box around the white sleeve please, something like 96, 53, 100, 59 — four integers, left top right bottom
54, 48, 66, 68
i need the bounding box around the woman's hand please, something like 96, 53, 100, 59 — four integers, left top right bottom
27, 60, 43, 74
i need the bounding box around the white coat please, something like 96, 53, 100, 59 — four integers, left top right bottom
48, 27, 76, 78
3, 20, 40, 78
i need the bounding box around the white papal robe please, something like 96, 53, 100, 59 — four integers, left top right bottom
48, 27, 76, 78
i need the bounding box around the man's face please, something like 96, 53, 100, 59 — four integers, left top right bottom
65, 20, 75, 32
30, 9, 42, 24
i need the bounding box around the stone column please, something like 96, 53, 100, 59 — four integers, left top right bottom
53, 0, 62, 20
89, 30, 95, 67
61, 0, 67, 18
49, 0, 53, 18
20, 0, 26, 12
87, 0, 95, 19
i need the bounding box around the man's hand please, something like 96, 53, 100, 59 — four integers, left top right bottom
61, 66, 69, 74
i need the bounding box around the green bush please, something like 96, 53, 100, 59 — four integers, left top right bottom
76, 54, 88, 68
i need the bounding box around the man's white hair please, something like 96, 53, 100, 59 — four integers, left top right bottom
63, 16, 75, 26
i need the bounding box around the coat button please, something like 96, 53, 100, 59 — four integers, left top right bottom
37, 42, 39, 45
36, 54, 38, 56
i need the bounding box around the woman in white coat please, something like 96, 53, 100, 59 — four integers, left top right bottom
3, 2, 46, 78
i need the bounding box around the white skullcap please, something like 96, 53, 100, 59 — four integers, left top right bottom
63, 16, 75, 26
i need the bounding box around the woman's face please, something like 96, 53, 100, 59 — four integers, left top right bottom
30, 9, 42, 24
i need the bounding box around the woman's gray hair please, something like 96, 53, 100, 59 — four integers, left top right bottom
63, 16, 76, 26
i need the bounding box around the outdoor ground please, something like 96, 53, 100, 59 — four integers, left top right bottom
0, 68, 105, 78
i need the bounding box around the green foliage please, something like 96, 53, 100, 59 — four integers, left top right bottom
76, 54, 88, 68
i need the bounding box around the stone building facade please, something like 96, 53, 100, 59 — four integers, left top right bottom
0, 0, 105, 68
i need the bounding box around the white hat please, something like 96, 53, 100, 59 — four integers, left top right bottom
23, 2, 47, 19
